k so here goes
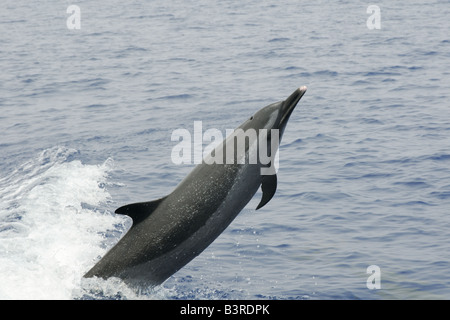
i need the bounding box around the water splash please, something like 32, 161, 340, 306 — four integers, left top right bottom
0, 147, 128, 299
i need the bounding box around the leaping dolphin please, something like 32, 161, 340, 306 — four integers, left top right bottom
84, 86, 307, 287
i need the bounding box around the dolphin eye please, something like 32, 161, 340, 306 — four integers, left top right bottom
249, 116, 254, 120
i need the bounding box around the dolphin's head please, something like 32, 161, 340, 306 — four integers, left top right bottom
220, 86, 307, 171
240, 86, 307, 139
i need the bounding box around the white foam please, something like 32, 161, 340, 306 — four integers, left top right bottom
0, 147, 130, 299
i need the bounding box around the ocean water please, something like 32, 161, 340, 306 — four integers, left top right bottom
1, 0, 449, 300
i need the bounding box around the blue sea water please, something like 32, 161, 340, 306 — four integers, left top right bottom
1, 0, 449, 299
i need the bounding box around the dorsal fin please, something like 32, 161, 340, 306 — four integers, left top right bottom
115, 197, 167, 226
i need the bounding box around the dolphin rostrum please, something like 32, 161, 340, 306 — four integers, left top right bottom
84, 86, 307, 287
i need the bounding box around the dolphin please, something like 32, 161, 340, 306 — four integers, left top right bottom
84, 86, 307, 287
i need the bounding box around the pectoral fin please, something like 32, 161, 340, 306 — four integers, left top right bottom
256, 174, 277, 210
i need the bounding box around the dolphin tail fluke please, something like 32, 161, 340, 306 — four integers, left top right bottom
256, 174, 277, 210
115, 197, 167, 226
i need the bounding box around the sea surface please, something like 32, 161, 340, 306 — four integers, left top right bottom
1, 0, 449, 299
